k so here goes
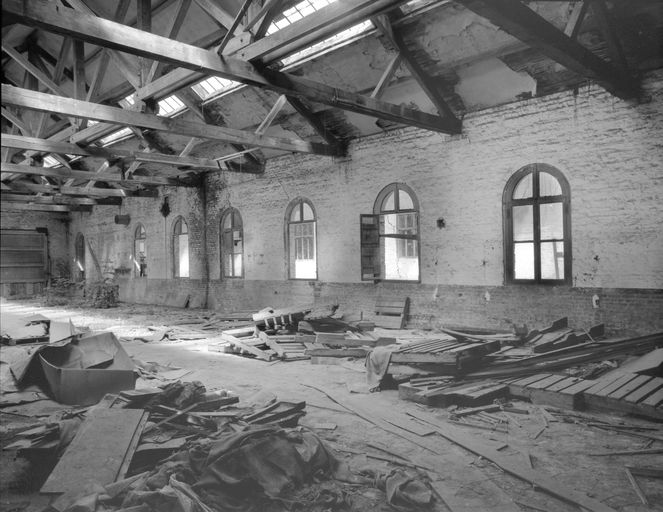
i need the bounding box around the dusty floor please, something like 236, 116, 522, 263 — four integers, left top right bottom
1, 297, 662, 512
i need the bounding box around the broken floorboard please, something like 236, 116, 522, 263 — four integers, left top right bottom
40, 408, 147, 494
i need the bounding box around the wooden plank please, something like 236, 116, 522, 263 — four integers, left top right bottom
2, 85, 337, 156
221, 332, 272, 361
606, 375, 651, 400
545, 376, 582, 393
641, 388, 663, 407
528, 374, 569, 390
591, 373, 641, 398
41, 408, 146, 494
2, 0, 459, 135
623, 377, 663, 404
115, 411, 149, 481
583, 374, 627, 396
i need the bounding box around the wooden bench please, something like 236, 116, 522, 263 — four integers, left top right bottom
374, 297, 409, 329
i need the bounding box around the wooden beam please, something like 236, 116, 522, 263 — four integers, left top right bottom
1, 192, 98, 205
1, 0, 456, 134
217, 0, 253, 54
373, 14, 459, 123
255, 94, 287, 135
589, 0, 629, 74
2, 85, 338, 155
146, 0, 192, 84
371, 53, 402, 98
36, 36, 72, 137
0, 202, 76, 212
1, 43, 69, 97
254, 0, 284, 39
192, 0, 237, 29
285, 96, 344, 150
1, 162, 189, 187
453, 0, 637, 99
15, 181, 130, 197
564, 1, 589, 39
245, 0, 282, 32
1, 133, 234, 173
1, 107, 31, 135
137, 0, 152, 86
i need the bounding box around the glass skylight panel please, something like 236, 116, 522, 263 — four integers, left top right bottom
281, 20, 373, 66
43, 155, 60, 168
157, 95, 186, 117
191, 76, 241, 100
266, 0, 335, 35
99, 127, 133, 147
119, 94, 136, 109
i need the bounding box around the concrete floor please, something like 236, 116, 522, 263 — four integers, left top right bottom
1, 298, 661, 512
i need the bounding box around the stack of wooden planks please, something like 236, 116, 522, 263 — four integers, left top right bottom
390, 337, 502, 373
506, 372, 663, 419
373, 297, 409, 329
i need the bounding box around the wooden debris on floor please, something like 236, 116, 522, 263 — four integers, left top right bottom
373, 297, 409, 329
399, 378, 508, 407
390, 336, 501, 373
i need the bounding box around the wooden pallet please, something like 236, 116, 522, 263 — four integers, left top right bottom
391, 338, 501, 371
507, 373, 663, 419
582, 373, 663, 419
399, 378, 507, 407
506, 373, 595, 410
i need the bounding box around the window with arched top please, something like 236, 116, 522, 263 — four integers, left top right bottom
220, 208, 243, 278
133, 224, 147, 277
503, 164, 571, 284
286, 198, 317, 279
173, 217, 189, 278
361, 183, 420, 281
74, 233, 85, 282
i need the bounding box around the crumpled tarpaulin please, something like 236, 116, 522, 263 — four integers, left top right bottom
365, 346, 393, 392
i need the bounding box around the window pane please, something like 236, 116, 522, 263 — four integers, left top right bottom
541, 241, 564, 280
302, 202, 314, 220
233, 254, 242, 277
512, 205, 533, 241
223, 214, 232, 229
540, 202, 564, 239
291, 206, 301, 222
178, 234, 189, 277
539, 172, 562, 197
513, 173, 532, 199
232, 211, 242, 228
380, 213, 399, 235
381, 191, 395, 211
384, 237, 419, 280
399, 189, 414, 209
514, 242, 534, 279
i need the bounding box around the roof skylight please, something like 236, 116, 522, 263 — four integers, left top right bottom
266, 0, 335, 35
281, 20, 374, 66
191, 76, 241, 101
157, 95, 186, 116
42, 155, 61, 168
99, 127, 133, 147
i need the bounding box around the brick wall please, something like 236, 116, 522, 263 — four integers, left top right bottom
0, 210, 70, 297
68, 70, 663, 332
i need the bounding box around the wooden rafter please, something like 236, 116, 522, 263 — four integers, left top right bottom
137, 0, 152, 86
254, 0, 285, 39
217, 0, 254, 54
453, 0, 637, 99
1, 0, 458, 134
373, 13, 459, 125
1, 162, 188, 187
1, 85, 338, 156
192, 0, 237, 29
589, 0, 629, 74
371, 54, 402, 99
146, 0, 192, 84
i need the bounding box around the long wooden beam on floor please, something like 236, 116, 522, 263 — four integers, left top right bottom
2, 0, 460, 134
1, 85, 337, 156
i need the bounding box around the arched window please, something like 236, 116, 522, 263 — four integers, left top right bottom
361, 183, 420, 281
74, 233, 85, 282
286, 198, 317, 279
503, 164, 571, 284
133, 224, 147, 277
173, 217, 189, 278
220, 208, 243, 278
